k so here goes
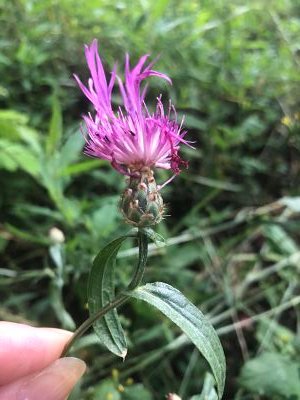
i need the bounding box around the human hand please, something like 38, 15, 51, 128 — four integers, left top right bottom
0, 322, 86, 400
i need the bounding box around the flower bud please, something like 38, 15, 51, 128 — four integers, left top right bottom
49, 227, 65, 244
120, 168, 164, 227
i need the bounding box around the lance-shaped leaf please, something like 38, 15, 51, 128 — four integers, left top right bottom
88, 236, 128, 358
128, 282, 226, 399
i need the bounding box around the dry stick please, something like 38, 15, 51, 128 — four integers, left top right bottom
237, 251, 300, 298
256, 282, 296, 355
216, 295, 300, 336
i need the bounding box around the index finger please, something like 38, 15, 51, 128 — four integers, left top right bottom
0, 322, 72, 385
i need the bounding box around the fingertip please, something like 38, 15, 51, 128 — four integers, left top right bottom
0, 357, 86, 400
17, 357, 86, 400
0, 322, 73, 385
56, 357, 87, 381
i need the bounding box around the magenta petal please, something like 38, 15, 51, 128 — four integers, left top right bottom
74, 40, 190, 182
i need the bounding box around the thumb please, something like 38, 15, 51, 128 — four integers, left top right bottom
0, 357, 86, 400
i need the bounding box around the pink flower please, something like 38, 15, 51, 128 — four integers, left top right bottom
74, 40, 191, 180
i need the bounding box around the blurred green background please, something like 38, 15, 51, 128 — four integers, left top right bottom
1, 0, 300, 399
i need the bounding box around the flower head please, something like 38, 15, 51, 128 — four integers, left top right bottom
74, 39, 191, 180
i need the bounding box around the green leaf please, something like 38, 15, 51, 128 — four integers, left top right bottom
123, 384, 153, 400
90, 201, 120, 238
129, 282, 226, 399
88, 236, 128, 358
239, 352, 300, 398
46, 93, 63, 156
0, 139, 40, 177
91, 379, 121, 400
149, 0, 170, 20
91, 380, 153, 400
264, 225, 298, 256
0, 110, 41, 152
58, 130, 84, 169
59, 159, 105, 177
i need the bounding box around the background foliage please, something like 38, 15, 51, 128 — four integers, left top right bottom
1, 0, 300, 398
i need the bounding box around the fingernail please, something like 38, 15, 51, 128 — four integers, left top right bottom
17, 357, 86, 400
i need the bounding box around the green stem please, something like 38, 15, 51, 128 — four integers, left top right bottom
61, 230, 148, 357
127, 230, 148, 290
